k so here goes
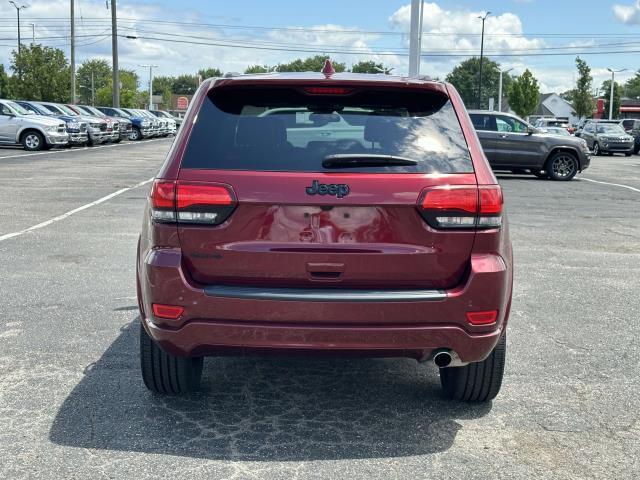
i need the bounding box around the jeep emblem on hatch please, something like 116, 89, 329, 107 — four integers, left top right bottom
305, 180, 350, 198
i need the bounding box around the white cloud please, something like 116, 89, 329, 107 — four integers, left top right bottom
613, 1, 640, 24
388, 2, 545, 74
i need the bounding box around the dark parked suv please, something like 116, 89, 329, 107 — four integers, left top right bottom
137, 64, 513, 401
575, 120, 635, 156
469, 110, 591, 180
621, 119, 640, 154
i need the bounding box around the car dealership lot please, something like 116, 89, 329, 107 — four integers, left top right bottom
0, 140, 638, 479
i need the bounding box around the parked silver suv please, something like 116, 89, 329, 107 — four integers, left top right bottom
0, 99, 68, 151
575, 120, 635, 156
469, 110, 591, 181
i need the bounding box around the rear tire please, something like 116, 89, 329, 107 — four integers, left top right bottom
593, 142, 600, 156
139, 323, 203, 394
546, 151, 579, 181
440, 334, 506, 402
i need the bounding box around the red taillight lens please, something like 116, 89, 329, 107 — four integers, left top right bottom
152, 303, 184, 320
479, 185, 503, 215
150, 180, 237, 225
417, 185, 502, 229
420, 186, 478, 213
151, 180, 175, 209
304, 87, 353, 95
176, 183, 234, 209
466, 310, 498, 325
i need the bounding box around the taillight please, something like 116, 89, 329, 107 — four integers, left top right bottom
304, 87, 353, 95
150, 180, 236, 225
417, 185, 502, 229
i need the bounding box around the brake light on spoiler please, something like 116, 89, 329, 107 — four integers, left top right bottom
417, 185, 503, 229
151, 180, 236, 225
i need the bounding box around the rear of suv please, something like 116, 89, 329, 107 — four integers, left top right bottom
137, 64, 513, 402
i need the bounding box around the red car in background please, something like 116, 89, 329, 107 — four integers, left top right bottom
136, 62, 513, 402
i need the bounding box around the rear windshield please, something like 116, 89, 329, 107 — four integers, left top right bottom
181, 86, 473, 173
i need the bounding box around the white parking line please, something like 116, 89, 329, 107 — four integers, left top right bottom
580, 177, 640, 193
0, 178, 154, 242
0, 138, 167, 160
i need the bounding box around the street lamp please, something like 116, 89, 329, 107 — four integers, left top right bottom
477, 11, 491, 109
9, 1, 28, 55
498, 67, 513, 112
606, 68, 627, 120
139, 64, 159, 110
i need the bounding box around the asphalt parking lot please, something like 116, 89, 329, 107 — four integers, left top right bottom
0, 140, 638, 479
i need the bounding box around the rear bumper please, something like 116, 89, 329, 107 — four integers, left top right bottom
139, 249, 512, 362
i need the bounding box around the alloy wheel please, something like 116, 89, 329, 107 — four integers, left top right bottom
551, 154, 577, 179
25, 134, 41, 150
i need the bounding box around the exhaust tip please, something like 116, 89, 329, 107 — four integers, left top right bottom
433, 351, 452, 368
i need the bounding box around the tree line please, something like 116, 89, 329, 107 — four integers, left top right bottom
1, 45, 638, 118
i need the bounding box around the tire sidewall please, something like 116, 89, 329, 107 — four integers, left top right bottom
546, 152, 579, 181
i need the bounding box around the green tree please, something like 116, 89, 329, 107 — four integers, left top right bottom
76, 59, 111, 105
245, 65, 271, 74
572, 58, 594, 119
152, 75, 175, 109
600, 79, 622, 118
445, 57, 511, 109
507, 69, 540, 119
351, 60, 385, 74
94, 69, 140, 107
277, 55, 346, 73
623, 70, 640, 99
9, 44, 70, 101
172, 74, 198, 94
0, 64, 9, 98
198, 67, 223, 79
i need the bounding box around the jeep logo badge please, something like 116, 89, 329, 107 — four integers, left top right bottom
305, 180, 350, 198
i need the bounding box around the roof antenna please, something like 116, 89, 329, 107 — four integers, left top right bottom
321, 59, 335, 78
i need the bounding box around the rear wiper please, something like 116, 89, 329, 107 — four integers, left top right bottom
322, 154, 418, 169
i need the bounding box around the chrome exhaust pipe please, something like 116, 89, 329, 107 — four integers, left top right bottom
423, 349, 467, 368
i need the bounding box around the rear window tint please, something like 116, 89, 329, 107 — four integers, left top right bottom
181, 86, 473, 174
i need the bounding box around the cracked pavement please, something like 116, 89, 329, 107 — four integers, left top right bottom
0, 140, 639, 479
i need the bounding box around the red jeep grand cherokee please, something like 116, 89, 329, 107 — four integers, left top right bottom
137, 64, 513, 401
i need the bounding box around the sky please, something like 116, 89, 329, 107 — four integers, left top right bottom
1, 0, 640, 95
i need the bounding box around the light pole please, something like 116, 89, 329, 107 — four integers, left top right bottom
30, 23, 34, 44
498, 67, 513, 112
408, 0, 424, 77
140, 64, 158, 109
477, 11, 491, 109
606, 68, 626, 120
9, 1, 28, 55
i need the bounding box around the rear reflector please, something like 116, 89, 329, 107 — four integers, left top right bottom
150, 179, 237, 225
304, 87, 353, 95
418, 185, 502, 229
466, 310, 498, 325
152, 303, 184, 319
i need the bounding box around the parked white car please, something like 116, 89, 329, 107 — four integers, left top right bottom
0, 99, 69, 151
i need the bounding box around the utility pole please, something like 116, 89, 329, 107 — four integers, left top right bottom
9, 2, 28, 55
140, 64, 158, 109
606, 68, 626, 120
111, 0, 120, 107
70, 0, 76, 104
498, 67, 513, 112
408, 0, 424, 77
477, 11, 491, 109
91, 70, 95, 105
